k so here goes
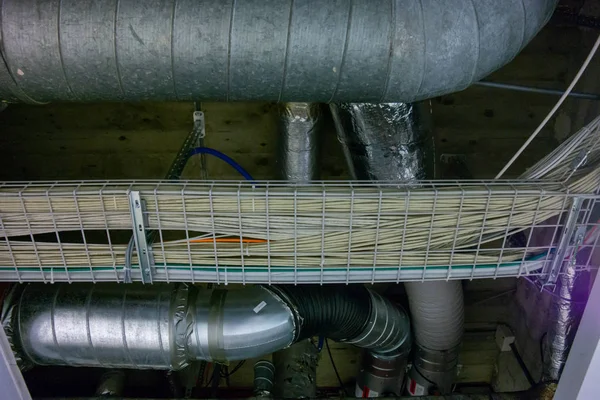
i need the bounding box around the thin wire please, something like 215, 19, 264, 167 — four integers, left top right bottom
220, 360, 245, 377
325, 339, 346, 395
495, 33, 600, 179
523, 276, 588, 304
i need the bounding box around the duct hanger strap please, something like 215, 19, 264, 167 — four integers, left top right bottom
127, 191, 154, 284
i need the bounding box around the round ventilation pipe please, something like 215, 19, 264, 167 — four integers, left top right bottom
0, 0, 557, 104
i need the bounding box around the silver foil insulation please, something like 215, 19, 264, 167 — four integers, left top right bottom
330, 102, 434, 181
276, 102, 322, 181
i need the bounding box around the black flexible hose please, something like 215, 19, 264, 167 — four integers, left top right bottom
273, 285, 371, 342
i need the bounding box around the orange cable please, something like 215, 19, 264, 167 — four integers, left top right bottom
189, 238, 268, 244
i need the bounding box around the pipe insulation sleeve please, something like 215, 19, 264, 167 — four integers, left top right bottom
0, 0, 557, 103
2, 283, 410, 369
404, 281, 464, 351
404, 280, 464, 394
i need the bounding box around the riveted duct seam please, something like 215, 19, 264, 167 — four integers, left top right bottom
0, 0, 557, 103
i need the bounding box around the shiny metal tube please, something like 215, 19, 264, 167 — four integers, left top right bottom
186, 286, 296, 362
346, 290, 411, 355
276, 102, 322, 181
3, 284, 296, 369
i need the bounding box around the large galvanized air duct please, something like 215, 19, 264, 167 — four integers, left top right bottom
1, 283, 411, 371
331, 102, 464, 395
0, 0, 557, 104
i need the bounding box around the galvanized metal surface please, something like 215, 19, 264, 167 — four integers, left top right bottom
0, 0, 557, 103
4, 284, 296, 369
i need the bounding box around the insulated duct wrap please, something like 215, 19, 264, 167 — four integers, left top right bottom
513, 267, 590, 382
543, 266, 589, 380
0, 0, 557, 103
3, 284, 410, 370
277, 103, 322, 181
511, 214, 594, 383
331, 103, 433, 181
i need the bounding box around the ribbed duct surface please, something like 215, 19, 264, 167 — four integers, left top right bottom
0, 0, 557, 103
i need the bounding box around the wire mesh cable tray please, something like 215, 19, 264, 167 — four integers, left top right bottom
0, 174, 598, 285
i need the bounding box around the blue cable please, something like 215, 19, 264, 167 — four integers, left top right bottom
188, 147, 254, 181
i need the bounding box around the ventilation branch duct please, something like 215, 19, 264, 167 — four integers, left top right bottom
331, 102, 464, 395
276, 103, 322, 181
273, 103, 322, 398
0, 0, 557, 104
1, 283, 410, 371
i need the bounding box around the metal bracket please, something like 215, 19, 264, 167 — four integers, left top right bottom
128, 191, 154, 284
543, 197, 584, 285
193, 111, 206, 139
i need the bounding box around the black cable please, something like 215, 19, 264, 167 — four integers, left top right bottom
510, 343, 536, 387
540, 332, 547, 370
221, 360, 245, 378
210, 364, 221, 398
326, 339, 346, 395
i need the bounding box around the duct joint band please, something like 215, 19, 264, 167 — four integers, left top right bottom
207, 289, 228, 363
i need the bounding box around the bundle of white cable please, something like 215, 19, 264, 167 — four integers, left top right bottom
0, 166, 598, 274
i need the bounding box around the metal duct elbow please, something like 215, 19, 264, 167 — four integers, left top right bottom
0, 0, 557, 103
3, 284, 410, 370
2, 284, 296, 369
276, 103, 322, 181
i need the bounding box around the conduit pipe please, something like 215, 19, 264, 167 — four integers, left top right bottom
331, 102, 464, 395
0, 0, 557, 104
1, 283, 410, 370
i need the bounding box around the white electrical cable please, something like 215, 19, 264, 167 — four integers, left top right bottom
495, 33, 600, 179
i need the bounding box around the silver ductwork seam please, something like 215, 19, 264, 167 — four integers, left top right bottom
331, 102, 464, 395
0, 0, 557, 103
276, 102, 322, 181
1, 283, 410, 372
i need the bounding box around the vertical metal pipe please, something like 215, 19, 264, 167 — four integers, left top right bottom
276, 102, 322, 181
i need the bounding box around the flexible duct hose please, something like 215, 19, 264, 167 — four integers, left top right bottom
273, 285, 371, 341
0, 0, 557, 103
1, 283, 410, 370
